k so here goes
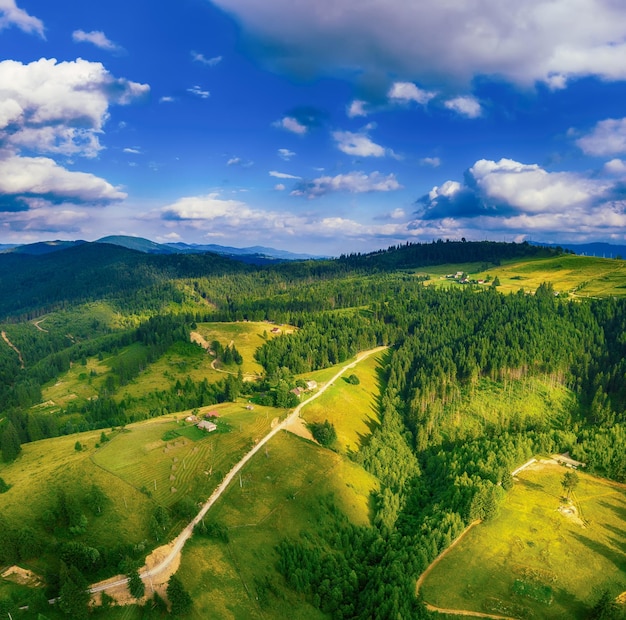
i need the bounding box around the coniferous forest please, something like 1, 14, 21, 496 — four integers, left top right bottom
1, 239, 626, 619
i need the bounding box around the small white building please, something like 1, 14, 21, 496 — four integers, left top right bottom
197, 420, 217, 432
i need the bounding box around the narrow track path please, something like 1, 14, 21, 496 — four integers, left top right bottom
1, 330, 24, 368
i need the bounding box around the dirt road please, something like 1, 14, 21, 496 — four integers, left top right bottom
1, 330, 24, 368
89, 345, 388, 599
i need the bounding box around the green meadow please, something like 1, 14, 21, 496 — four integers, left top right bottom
0, 429, 154, 567
420, 463, 626, 619
93, 402, 286, 508
192, 321, 289, 376
298, 351, 385, 454
423, 254, 626, 298
38, 321, 281, 413
173, 431, 378, 619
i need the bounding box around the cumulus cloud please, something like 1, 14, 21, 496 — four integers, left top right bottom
0, 0, 44, 37
72, 29, 122, 53
226, 156, 253, 167
291, 170, 401, 198
123, 147, 141, 154
160, 96, 175, 103
273, 107, 326, 134
211, 0, 626, 88
347, 99, 368, 118
269, 170, 300, 179
274, 183, 286, 191
150, 190, 417, 252
191, 51, 222, 66
333, 126, 390, 157
278, 148, 296, 160
0, 155, 126, 204
412, 157, 626, 240
388, 82, 435, 105
274, 116, 307, 134
187, 85, 210, 98
0, 58, 149, 157
577, 118, 626, 156
444, 96, 482, 118
604, 159, 626, 175
420, 156, 441, 167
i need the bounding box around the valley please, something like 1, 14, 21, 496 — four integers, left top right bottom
1, 240, 626, 619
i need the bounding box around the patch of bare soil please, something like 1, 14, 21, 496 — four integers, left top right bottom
285, 415, 314, 441
558, 502, 586, 527
271, 416, 279, 428
1, 566, 43, 587
89, 541, 180, 608
190, 331, 210, 350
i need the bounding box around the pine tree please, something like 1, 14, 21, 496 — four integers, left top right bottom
1, 421, 21, 462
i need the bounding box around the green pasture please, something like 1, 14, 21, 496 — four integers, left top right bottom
299, 351, 384, 454
175, 431, 378, 619
193, 320, 288, 376
420, 463, 626, 619
0, 429, 153, 566
436, 376, 576, 444
419, 254, 626, 298
93, 402, 286, 508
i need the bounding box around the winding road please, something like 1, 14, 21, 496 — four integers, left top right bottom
89, 346, 387, 597
1, 330, 24, 369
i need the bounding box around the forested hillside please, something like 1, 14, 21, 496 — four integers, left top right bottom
1, 240, 625, 619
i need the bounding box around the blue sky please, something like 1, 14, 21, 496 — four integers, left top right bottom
3, 0, 626, 254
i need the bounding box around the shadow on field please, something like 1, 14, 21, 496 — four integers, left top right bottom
571, 532, 626, 572
348, 351, 390, 457
597, 498, 626, 523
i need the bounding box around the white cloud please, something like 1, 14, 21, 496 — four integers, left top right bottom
0, 154, 126, 202
274, 183, 286, 191
347, 99, 368, 118
420, 156, 441, 167
332, 127, 388, 157
274, 116, 307, 134
390, 208, 405, 219
227, 157, 241, 166
191, 51, 222, 66
444, 96, 482, 118
123, 147, 141, 154
415, 157, 626, 243
292, 170, 401, 198
159, 96, 175, 103
388, 82, 435, 105
187, 85, 210, 98
0, 0, 44, 37
72, 29, 122, 53
604, 159, 626, 175
211, 0, 626, 88
269, 170, 300, 179
0, 58, 149, 158
469, 158, 603, 212
577, 118, 626, 156
278, 148, 296, 160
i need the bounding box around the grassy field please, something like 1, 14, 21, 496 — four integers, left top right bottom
192, 320, 290, 376
422, 254, 626, 298
420, 462, 626, 619
435, 376, 576, 444
298, 351, 385, 455
0, 429, 154, 568
38, 321, 281, 413
174, 431, 378, 619
93, 402, 287, 508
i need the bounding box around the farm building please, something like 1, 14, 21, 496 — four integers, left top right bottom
305, 380, 317, 390
205, 411, 219, 419
185, 414, 198, 423
197, 420, 217, 432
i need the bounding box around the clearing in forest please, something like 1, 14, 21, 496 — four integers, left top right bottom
419, 461, 626, 619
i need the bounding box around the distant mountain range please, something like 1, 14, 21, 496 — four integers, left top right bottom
0, 235, 325, 264
535, 241, 626, 259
